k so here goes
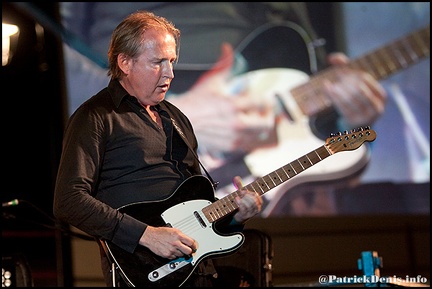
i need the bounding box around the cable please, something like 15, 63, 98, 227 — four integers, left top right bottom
2, 198, 95, 241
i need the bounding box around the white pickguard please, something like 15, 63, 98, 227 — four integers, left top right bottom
160, 199, 243, 269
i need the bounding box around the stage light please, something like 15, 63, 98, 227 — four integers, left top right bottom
2, 23, 20, 66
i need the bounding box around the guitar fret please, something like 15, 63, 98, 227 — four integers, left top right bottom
313, 149, 322, 161
310, 72, 333, 107
290, 25, 429, 117
385, 46, 401, 75
263, 174, 276, 189
204, 204, 219, 222
204, 210, 215, 222
218, 198, 233, 214
291, 160, 305, 174
227, 194, 239, 211
409, 40, 421, 61
261, 176, 273, 190
247, 181, 262, 194
392, 46, 408, 69
408, 28, 429, 60
395, 41, 414, 70
297, 158, 305, 170
276, 168, 289, 182
228, 195, 238, 210
286, 163, 298, 177
249, 182, 264, 194
377, 49, 393, 78
245, 182, 258, 193
379, 47, 397, 72
365, 53, 387, 79
274, 170, 284, 183
257, 178, 271, 191
402, 38, 419, 63
299, 155, 313, 169
279, 166, 291, 181
316, 146, 332, 160
272, 171, 284, 185
210, 205, 223, 220
306, 151, 320, 165
293, 70, 333, 116
413, 29, 429, 56
204, 193, 240, 222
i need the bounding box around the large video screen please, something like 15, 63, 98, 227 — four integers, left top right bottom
59, 2, 430, 217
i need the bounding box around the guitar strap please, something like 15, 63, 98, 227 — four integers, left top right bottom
171, 117, 219, 189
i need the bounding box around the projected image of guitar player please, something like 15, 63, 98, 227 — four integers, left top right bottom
60, 3, 429, 218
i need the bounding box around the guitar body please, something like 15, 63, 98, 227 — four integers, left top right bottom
103, 175, 244, 287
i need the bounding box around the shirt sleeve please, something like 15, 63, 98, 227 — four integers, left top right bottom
53, 98, 146, 253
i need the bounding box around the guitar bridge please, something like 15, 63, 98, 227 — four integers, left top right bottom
148, 257, 191, 282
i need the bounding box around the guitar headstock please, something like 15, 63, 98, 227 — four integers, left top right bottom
325, 126, 377, 154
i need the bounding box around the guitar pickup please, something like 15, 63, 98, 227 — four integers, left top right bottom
194, 211, 207, 228
275, 93, 294, 122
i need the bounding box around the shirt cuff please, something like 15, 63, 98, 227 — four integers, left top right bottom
111, 213, 147, 253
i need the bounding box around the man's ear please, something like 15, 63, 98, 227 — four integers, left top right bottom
117, 53, 130, 74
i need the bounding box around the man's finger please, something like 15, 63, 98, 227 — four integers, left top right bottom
232, 176, 243, 190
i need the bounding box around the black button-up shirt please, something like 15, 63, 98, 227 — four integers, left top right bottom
54, 79, 202, 253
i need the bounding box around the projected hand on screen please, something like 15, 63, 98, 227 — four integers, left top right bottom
171, 42, 387, 174
170, 43, 279, 168
323, 52, 387, 128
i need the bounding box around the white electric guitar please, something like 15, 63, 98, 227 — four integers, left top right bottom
101, 128, 376, 287
211, 24, 430, 216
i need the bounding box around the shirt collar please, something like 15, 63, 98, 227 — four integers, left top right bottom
107, 78, 166, 111
108, 79, 130, 108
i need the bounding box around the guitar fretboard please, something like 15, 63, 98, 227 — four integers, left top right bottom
202, 128, 377, 223
292, 24, 430, 117
202, 146, 330, 223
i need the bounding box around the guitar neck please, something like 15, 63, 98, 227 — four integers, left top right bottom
202, 144, 331, 222
293, 24, 430, 116
202, 127, 377, 223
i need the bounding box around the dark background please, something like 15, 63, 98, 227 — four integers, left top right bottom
2, 2, 429, 287
2, 2, 70, 287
